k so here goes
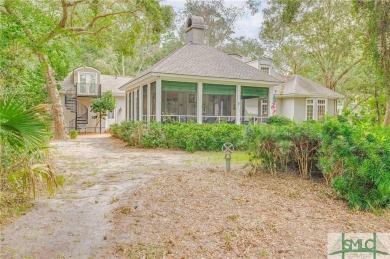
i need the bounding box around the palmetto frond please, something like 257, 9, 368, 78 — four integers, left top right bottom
0, 99, 49, 151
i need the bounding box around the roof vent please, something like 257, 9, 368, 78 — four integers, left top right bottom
185, 15, 205, 44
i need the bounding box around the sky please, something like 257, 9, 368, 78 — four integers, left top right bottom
162, 0, 265, 39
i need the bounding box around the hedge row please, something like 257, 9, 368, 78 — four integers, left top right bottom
110, 118, 390, 210
110, 121, 245, 152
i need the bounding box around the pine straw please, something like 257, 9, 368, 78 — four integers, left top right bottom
109, 168, 390, 258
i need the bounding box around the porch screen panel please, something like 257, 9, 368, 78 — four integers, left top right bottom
162, 81, 197, 92
241, 86, 268, 99
151, 82, 156, 120
203, 84, 235, 95
142, 85, 147, 120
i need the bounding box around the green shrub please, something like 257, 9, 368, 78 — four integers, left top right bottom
110, 121, 245, 152
319, 117, 390, 210
69, 129, 78, 139
245, 122, 321, 178
112, 119, 390, 211
290, 122, 322, 178
244, 124, 293, 174
267, 115, 294, 126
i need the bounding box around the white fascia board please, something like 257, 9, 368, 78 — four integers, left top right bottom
276, 94, 342, 99
119, 73, 156, 92
157, 73, 277, 87
112, 93, 125, 97
120, 72, 279, 92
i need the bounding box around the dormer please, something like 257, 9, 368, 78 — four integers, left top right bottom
245, 57, 273, 75
72, 66, 101, 96
258, 57, 273, 74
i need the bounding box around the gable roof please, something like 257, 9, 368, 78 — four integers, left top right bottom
60, 74, 131, 96
121, 43, 281, 89
274, 74, 343, 99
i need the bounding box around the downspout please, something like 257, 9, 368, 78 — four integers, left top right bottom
75, 84, 78, 131
125, 92, 128, 121
99, 85, 102, 133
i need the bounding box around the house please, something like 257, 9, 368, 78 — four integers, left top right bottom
60, 66, 131, 132
273, 74, 343, 122
119, 16, 280, 124
119, 16, 343, 124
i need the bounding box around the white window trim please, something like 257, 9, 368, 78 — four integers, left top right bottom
78, 72, 98, 95
261, 99, 268, 117
260, 66, 270, 74
317, 99, 327, 120
78, 72, 97, 84
306, 98, 327, 121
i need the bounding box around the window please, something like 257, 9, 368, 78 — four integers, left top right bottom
306, 98, 326, 121
306, 99, 314, 120
107, 110, 114, 119
261, 99, 268, 116
317, 99, 326, 121
260, 66, 270, 74
78, 73, 97, 95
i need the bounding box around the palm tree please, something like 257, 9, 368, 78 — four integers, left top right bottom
0, 98, 59, 196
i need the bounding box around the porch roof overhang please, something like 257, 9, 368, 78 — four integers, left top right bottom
119, 72, 278, 92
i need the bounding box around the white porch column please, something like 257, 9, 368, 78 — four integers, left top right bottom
125, 92, 128, 121
236, 84, 241, 125
134, 89, 138, 121
197, 82, 203, 124
147, 83, 151, 122
156, 78, 162, 122
139, 86, 143, 121
268, 86, 274, 117
130, 91, 133, 121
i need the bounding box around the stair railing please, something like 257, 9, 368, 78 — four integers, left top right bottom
64, 86, 89, 132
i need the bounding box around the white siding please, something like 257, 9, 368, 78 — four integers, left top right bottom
294, 97, 306, 122
276, 98, 282, 115
280, 98, 295, 120
105, 96, 126, 130
328, 99, 336, 116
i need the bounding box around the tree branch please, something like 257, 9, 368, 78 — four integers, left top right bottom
57, 9, 139, 37
40, 0, 87, 44
73, 25, 110, 35
335, 58, 362, 83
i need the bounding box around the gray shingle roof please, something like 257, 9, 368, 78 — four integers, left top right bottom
274, 74, 343, 99
123, 43, 281, 87
60, 74, 131, 95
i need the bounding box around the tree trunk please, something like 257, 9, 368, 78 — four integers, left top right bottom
37, 52, 67, 139
374, 86, 381, 125
383, 98, 390, 126
122, 52, 125, 76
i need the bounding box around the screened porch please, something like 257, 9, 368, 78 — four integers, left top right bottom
126, 79, 271, 124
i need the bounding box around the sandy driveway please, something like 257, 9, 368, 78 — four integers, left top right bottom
1, 135, 389, 258
0, 135, 192, 258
